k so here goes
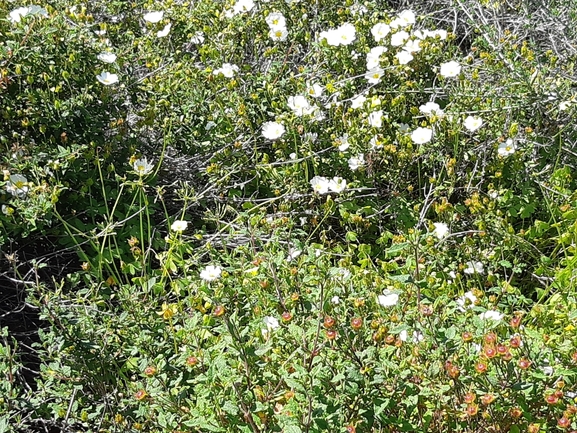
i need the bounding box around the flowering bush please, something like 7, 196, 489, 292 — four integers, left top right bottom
1, 0, 577, 432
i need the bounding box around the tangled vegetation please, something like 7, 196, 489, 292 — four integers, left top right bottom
1, 0, 577, 432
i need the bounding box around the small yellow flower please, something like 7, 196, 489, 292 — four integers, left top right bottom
157, 302, 177, 320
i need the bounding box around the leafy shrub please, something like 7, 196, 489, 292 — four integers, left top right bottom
1, 0, 577, 432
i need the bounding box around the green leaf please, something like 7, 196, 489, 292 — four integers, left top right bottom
385, 242, 409, 258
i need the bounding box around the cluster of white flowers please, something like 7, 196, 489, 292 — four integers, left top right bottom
319, 23, 356, 46
8, 5, 47, 23
225, 0, 255, 18
310, 176, 347, 194
214, 63, 239, 78
266, 11, 288, 42
5, 174, 29, 198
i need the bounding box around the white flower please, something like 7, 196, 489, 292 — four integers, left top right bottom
403, 39, 422, 53
245, 266, 259, 275
425, 29, 447, 40
559, 100, 572, 111
288, 95, 314, 116
263, 316, 280, 330
307, 83, 324, 98
328, 177, 347, 193
390, 10, 416, 29
419, 102, 442, 116
157, 22, 172, 38
96, 72, 119, 85
5, 174, 28, 198
368, 110, 383, 128
262, 121, 285, 140
97, 52, 117, 63
410, 127, 433, 144
334, 22, 357, 46
478, 310, 504, 321
366, 46, 387, 69
9, 7, 29, 23
290, 152, 297, 160
337, 134, 350, 151
310, 176, 330, 194
133, 157, 154, 176
269, 27, 288, 41
369, 135, 383, 149
348, 154, 364, 171
287, 248, 302, 261
398, 123, 410, 132
365, 67, 385, 84
143, 11, 163, 23
378, 291, 399, 307
200, 265, 222, 282
540, 365, 554, 376
9, 5, 47, 23
171, 220, 188, 232
390, 30, 409, 47
190, 31, 205, 44
399, 330, 423, 343
395, 50, 413, 65
498, 139, 516, 157
371, 22, 391, 42
233, 0, 255, 14
349, 4, 368, 15
331, 296, 340, 305
311, 108, 325, 122
464, 261, 484, 275
213, 63, 239, 78
304, 132, 317, 142
320, 23, 356, 46
456, 291, 477, 311
440, 60, 461, 78
350, 94, 366, 109
433, 222, 449, 239
265, 12, 286, 30
464, 115, 483, 132
2, 205, 14, 215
